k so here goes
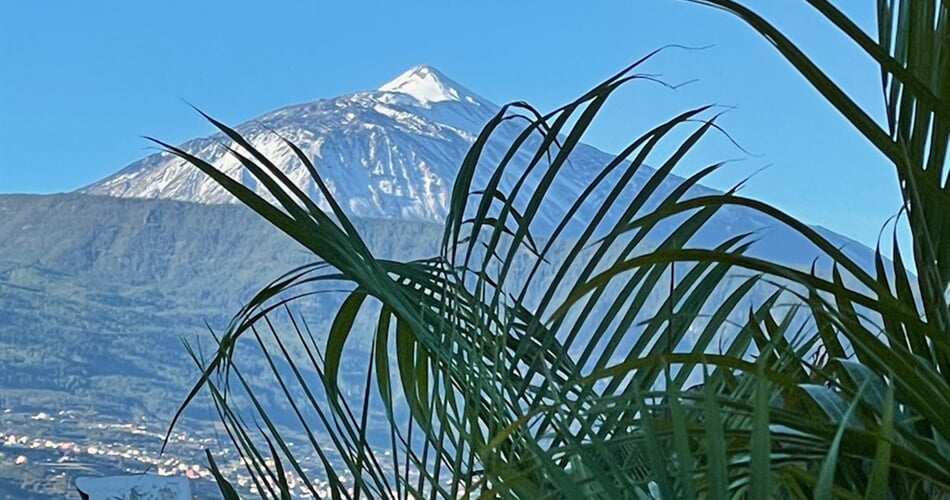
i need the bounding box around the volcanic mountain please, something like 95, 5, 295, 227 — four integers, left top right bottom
80, 64, 874, 268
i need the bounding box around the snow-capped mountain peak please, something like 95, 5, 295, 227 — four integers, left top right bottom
378, 65, 478, 105
81, 65, 501, 221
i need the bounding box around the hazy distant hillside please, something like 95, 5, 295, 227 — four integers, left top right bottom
0, 192, 885, 418
0, 193, 442, 420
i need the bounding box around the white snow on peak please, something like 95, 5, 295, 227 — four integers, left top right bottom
378, 65, 468, 104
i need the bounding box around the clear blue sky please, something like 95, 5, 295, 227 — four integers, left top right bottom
0, 1, 901, 250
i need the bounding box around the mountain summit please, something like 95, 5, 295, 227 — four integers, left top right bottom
378, 65, 480, 105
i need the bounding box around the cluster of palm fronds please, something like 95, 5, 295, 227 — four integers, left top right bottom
162, 0, 948, 498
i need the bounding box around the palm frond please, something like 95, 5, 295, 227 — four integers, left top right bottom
160, 2, 950, 497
